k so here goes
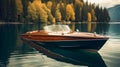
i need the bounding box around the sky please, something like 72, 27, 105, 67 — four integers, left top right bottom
84, 0, 120, 8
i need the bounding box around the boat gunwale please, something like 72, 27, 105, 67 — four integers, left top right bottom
21, 34, 109, 42
21, 33, 109, 39
21, 36, 108, 43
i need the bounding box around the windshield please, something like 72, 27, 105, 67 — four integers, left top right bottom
44, 25, 71, 33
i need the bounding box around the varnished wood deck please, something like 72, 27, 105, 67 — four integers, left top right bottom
21, 30, 109, 42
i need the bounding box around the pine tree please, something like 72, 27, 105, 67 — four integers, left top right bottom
21, 0, 29, 21
103, 8, 110, 22
0, 0, 8, 21
74, 0, 83, 22
82, 3, 88, 22
59, 2, 66, 21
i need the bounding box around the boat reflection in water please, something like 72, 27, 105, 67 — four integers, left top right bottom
22, 38, 107, 67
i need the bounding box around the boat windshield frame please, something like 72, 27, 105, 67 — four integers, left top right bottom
44, 25, 71, 33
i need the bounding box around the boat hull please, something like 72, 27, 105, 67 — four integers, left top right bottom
21, 33, 109, 50
32, 39, 107, 50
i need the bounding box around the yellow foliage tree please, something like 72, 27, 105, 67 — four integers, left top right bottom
55, 9, 62, 22
75, 0, 83, 7
15, 0, 23, 19
56, 3, 60, 10
66, 4, 75, 21
88, 12, 92, 32
33, 0, 42, 7
27, 0, 48, 23
37, 6, 48, 23
88, 12, 92, 22
27, 0, 56, 24
27, 2, 37, 21
51, 18, 56, 24
46, 1, 53, 10
91, 9, 97, 22
42, 3, 55, 24
42, 3, 50, 13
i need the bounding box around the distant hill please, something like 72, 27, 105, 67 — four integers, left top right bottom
108, 5, 120, 22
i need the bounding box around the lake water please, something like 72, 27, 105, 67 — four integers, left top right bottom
0, 22, 120, 67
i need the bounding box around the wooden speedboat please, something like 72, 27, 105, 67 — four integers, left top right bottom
21, 25, 109, 50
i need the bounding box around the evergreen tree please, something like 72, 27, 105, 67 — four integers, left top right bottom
103, 8, 110, 22
0, 0, 8, 21
59, 2, 66, 21
82, 3, 88, 22
51, 1, 57, 18
7, 0, 16, 22
21, 0, 29, 21
74, 0, 83, 22
95, 5, 101, 22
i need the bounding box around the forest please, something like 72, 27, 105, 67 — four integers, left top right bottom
0, 0, 110, 24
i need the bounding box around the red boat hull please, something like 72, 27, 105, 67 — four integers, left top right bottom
21, 34, 108, 50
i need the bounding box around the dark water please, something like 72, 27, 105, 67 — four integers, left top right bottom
0, 22, 120, 67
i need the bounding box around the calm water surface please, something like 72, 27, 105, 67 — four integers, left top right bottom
0, 22, 120, 67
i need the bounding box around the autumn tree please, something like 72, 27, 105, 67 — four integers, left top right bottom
55, 9, 62, 22
88, 3, 96, 22
27, 1, 37, 22
15, 0, 23, 22
66, 4, 75, 21
88, 12, 92, 22
46, 1, 53, 10
27, 0, 48, 23
87, 12, 92, 32
46, 1, 56, 24
37, 5, 48, 23
66, 3, 75, 31
91, 9, 97, 22
42, 3, 55, 24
